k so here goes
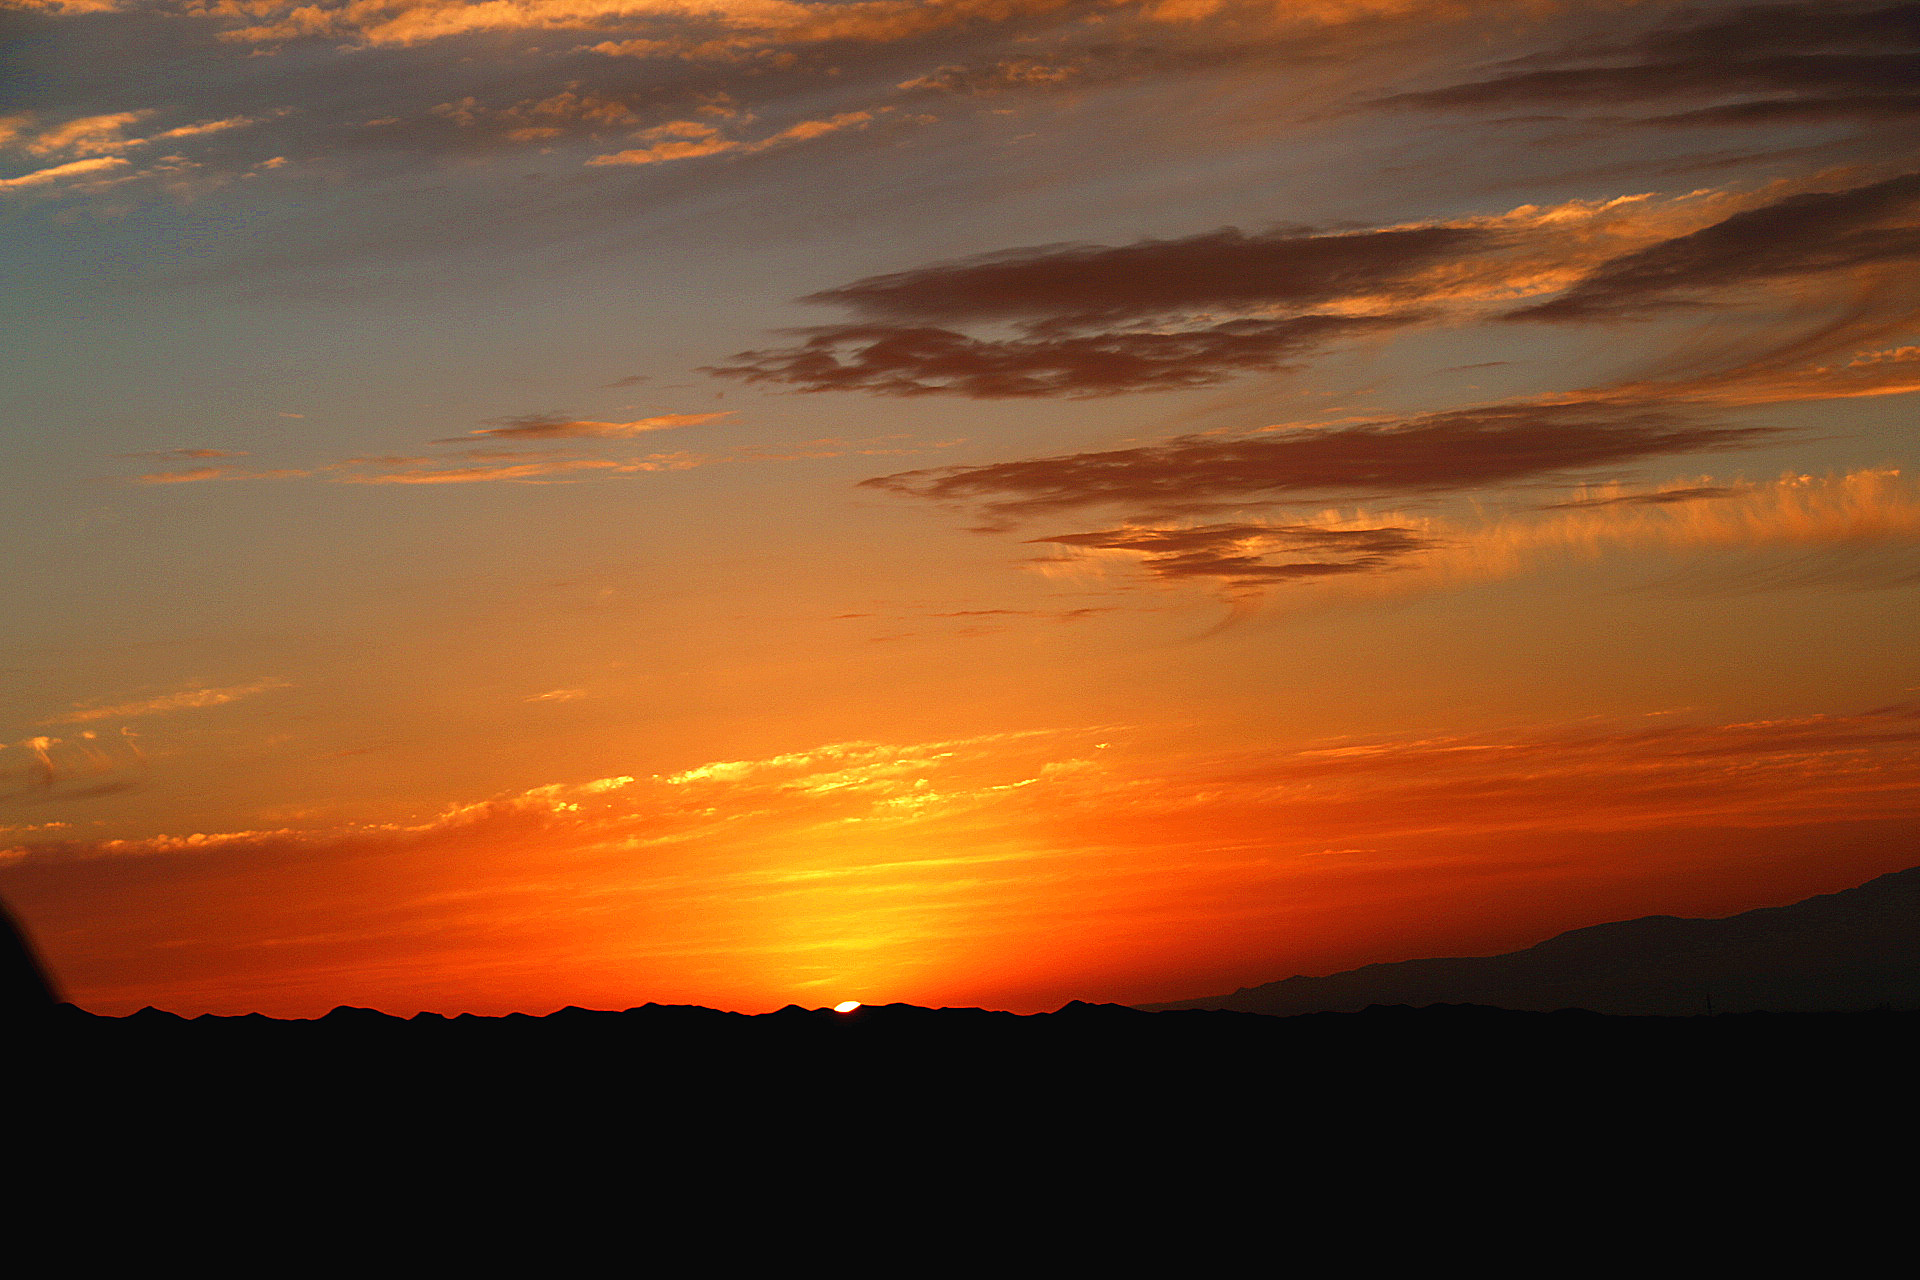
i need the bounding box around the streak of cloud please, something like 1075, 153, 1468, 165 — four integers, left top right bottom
1029, 470, 1920, 599
864, 402, 1767, 520
46, 678, 292, 725
438, 410, 733, 441
1390, 1, 1920, 130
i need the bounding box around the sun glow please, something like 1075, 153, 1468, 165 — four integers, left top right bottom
833, 1000, 862, 1013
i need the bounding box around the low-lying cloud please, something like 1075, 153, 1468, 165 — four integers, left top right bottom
709, 314, 1412, 397
438, 410, 732, 441
1391, 1, 1920, 130
863, 402, 1767, 519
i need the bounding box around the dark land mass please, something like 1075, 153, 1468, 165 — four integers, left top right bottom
23, 999, 1920, 1116
1145, 865, 1920, 1016
18, 996, 1920, 1203
23, 1000, 1917, 1227
10, 866, 1920, 1175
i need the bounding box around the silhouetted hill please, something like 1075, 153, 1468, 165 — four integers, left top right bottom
21, 991, 1920, 1212
1144, 865, 1920, 1015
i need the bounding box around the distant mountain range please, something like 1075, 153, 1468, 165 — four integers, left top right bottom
1143, 865, 1920, 1016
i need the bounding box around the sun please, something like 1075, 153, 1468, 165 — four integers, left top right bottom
833, 1000, 861, 1013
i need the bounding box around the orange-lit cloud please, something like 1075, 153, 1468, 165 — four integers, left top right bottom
1033, 522, 1433, 589
333, 454, 709, 484
1512, 171, 1920, 322
0, 155, 129, 191
714, 314, 1411, 397
21, 110, 150, 155
128, 447, 251, 460
866, 402, 1765, 519
438, 410, 733, 441
133, 430, 950, 487
193, 0, 1621, 53
0, 1, 123, 10
1, 729, 145, 801
46, 678, 292, 725
135, 465, 313, 483
1030, 470, 1920, 598
586, 109, 879, 165
710, 180, 1888, 398
8, 704, 1918, 1014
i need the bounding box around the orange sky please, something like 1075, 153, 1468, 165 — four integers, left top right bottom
2, 0, 1917, 1014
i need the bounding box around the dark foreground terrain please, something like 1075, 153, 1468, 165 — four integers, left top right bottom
1150, 865, 1920, 1015
15, 999, 1917, 1236
26, 997, 1919, 1122
10, 874, 1919, 1222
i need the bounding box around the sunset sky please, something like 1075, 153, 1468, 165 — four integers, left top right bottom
3, 0, 1916, 1016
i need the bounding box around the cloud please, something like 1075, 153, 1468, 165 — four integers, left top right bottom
897, 58, 1086, 94
129, 431, 944, 488
127, 447, 251, 460
708, 187, 1870, 398
1390, 1, 1920, 129
1542, 484, 1746, 509
863, 402, 1768, 519
440, 410, 733, 441
802, 223, 1495, 325
709, 314, 1413, 397
200, 0, 1104, 50
1032, 521, 1435, 589
1512, 170, 1920, 321
331, 454, 708, 484
1034, 470, 1920, 599
0, 155, 128, 191
46, 678, 291, 725
585, 109, 879, 165
0, 0, 1660, 216
21, 110, 151, 156
1, 730, 145, 801
1602, 342, 1920, 408
135, 465, 312, 483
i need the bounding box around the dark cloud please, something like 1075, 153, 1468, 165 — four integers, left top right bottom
711, 221, 1498, 396
897, 58, 1090, 95
1032, 522, 1433, 587
863, 402, 1769, 519
436, 411, 731, 442
1543, 485, 1746, 509
803, 225, 1493, 326
707, 314, 1411, 398
1392, 2, 1920, 127
1512, 171, 1920, 321
1643, 93, 1920, 128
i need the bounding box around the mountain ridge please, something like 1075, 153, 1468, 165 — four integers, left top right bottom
1140, 864, 1920, 1016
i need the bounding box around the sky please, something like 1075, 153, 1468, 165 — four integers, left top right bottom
1, 0, 1916, 1016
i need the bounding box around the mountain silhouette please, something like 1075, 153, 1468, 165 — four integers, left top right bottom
1143, 865, 1920, 1016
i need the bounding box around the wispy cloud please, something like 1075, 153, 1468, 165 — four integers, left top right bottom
587, 109, 882, 166
45, 678, 292, 726
1512, 171, 1920, 322
1033, 521, 1435, 591
1030, 470, 1920, 599
438, 410, 732, 441
0, 155, 128, 191
708, 183, 1883, 399
864, 401, 1766, 520
12, 704, 1920, 1011
1388, 1, 1920, 131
